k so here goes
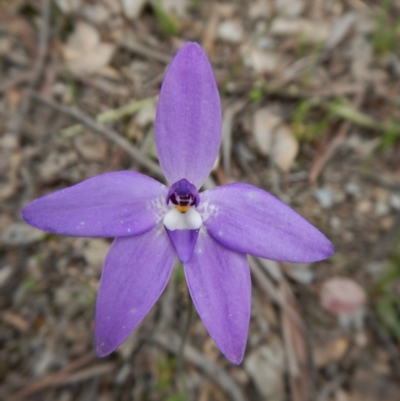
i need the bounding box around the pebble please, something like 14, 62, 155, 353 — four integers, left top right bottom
390, 193, 400, 210
330, 216, 341, 230
313, 187, 336, 209
218, 20, 244, 43
2, 223, 45, 246
244, 343, 285, 399
375, 201, 390, 216
381, 216, 394, 230
357, 199, 373, 214
345, 182, 360, 195
274, 0, 304, 17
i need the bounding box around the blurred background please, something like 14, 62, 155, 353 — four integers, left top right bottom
1, 0, 400, 400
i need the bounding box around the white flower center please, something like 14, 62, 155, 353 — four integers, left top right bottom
163, 207, 202, 231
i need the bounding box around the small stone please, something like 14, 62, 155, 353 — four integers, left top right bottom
357, 200, 372, 214
375, 201, 390, 216
244, 342, 285, 399
218, 20, 244, 43
365, 261, 386, 277
389, 193, 400, 210
248, 0, 272, 19
2, 223, 45, 246
121, 0, 147, 19
82, 239, 110, 271
330, 216, 341, 230
0, 265, 13, 287
381, 216, 394, 230
274, 0, 304, 17
244, 49, 283, 73
345, 182, 360, 195
82, 4, 110, 24
55, 0, 81, 14
314, 187, 336, 209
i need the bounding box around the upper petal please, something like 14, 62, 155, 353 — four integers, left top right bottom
95, 227, 176, 356
184, 232, 251, 364
22, 171, 167, 238
200, 183, 334, 263
155, 42, 222, 189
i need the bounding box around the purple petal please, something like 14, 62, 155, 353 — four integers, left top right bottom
184, 232, 251, 364
22, 171, 167, 238
95, 227, 175, 356
165, 228, 199, 263
155, 42, 222, 189
201, 183, 334, 263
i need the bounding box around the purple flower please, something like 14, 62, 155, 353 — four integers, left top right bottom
22, 42, 333, 364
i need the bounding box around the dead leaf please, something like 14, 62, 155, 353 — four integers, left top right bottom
73, 132, 107, 162
272, 125, 299, 172
161, 0, 189, 18
253, 107, 280, 155
313, 337, 349, 368
62, 22, 116, 75
55, 0, 81, 14
252, 107, 299, 172
243, 48, 284, 73
121, 0, 148, 19
270, 18, 331, 43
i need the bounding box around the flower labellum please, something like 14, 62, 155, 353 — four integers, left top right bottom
21, 42, 334, 364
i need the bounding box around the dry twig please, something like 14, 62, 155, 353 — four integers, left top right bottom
222, 99, 247, 181
9, 352, 96, 401
153, 331, 247, 401
308, 90, 366, 183
12, 0, 50, 135
32, 92, 164, 180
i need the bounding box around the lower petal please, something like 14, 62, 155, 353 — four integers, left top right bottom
184, 232, 251, 364
165, 228, 199, 263
95, 226, 175, 356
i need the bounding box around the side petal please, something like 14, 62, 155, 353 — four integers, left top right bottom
21, 171, 168, 238
184, 232, 251, 364
95, 226, 176, 356
200, 183, 334, 263
155, 42, 221, 189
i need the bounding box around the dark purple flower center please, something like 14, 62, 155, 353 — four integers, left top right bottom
166, 179, 200, 213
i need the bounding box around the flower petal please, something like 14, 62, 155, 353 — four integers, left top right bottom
165, 228, 199, 263
200, 183, 334, 263
22, 171, 167, 238
155, 42, 222, 188
95, 226, 175, 356
184, 232, 251, 364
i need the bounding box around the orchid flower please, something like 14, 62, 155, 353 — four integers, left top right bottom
22, 42, 333, 364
